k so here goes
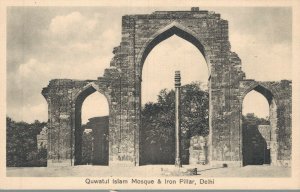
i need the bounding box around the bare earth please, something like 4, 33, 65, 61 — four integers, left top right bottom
6, 165, 290, 177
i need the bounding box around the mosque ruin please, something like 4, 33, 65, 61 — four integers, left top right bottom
41, 8, 292, 167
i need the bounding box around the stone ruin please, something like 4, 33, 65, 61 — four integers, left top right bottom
83, 116, 109, 165
42, 8, 292, 167
37, 127, 48, 150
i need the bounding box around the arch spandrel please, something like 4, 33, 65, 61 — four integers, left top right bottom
72, 82, 111, 109
134, 20, 230, 78
136, 22, 208, 65
239, 80, 283, 106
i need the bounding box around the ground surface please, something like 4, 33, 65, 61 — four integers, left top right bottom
6, 165, 290, 177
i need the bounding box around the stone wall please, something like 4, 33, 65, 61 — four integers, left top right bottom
85, 116, 109, 165
189, 136, 208, 165
37, 127, 48, 150
258, 125, 271, 147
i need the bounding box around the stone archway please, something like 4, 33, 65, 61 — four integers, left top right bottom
124, 11, 244, 166
240, 84, 278, 166
137, 22, 209, 74
138, 28, 209, 165
42, 8, 292, 167
72, 83, 110, 165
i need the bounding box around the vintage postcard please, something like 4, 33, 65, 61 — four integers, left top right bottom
0, 0, 299, 190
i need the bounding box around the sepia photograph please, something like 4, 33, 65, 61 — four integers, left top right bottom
1, 0, 299, 190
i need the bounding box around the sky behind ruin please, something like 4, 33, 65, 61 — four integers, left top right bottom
6, 7, 292, 123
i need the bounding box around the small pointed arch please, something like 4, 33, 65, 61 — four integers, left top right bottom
242, 83, 277, 106
241, 82, 279, 166
73, 82, 110, 107
72, 82, 110, 165
137, 22, 209, 75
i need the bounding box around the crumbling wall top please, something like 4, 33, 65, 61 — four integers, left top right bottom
122, 7, 221, 21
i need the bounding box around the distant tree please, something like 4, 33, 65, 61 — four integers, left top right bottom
242, 113, 269, 129
140, 82, 209, 164
6, 117, 47, 167
181, 83, 209, 137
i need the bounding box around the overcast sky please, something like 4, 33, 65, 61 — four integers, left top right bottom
6, 7, 292, 123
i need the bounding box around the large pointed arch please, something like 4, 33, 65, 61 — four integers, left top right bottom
137, 22, 210, 165
137, 22, 210, 76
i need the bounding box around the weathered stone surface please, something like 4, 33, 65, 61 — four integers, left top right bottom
84, 116, 109, 165
42, 8, 292, 167
189, 136, 208, 165
37, 127, 48, 150
258, 125, 271, 147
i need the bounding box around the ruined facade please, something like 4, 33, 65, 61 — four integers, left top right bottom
42, 8, 292, 167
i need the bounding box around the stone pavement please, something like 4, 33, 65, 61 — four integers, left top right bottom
7, 165, 290, 177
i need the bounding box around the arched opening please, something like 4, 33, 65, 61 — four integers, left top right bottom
139, 25, 208, 71
242, 85, 277, 166
74, 85, 109, 166
139, 26, 209, 165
